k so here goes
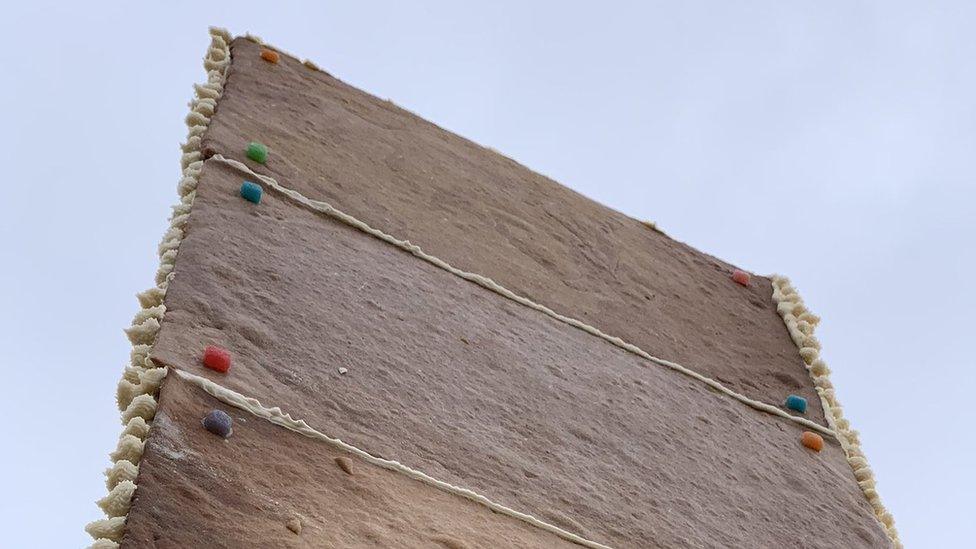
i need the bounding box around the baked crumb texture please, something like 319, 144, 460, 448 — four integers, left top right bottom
85, 27, 899, 549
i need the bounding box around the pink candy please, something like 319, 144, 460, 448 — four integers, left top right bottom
731, 269, 751, 287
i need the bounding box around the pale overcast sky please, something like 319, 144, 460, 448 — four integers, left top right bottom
1, 2, 972, 547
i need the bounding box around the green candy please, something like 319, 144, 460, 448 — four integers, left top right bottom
246, 141, 268, 164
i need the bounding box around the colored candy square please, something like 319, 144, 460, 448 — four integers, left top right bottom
260, 49, 280, 64
785, 394, 808, 414
732, 269, 751, 287
202, 409, 233, 438
246, 141, 268, 164
801, 431, 824, 452
203, 345, 232, 373
240, 181, 262, 204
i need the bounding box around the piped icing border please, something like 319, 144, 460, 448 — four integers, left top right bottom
172, 368, 613, 549
83, 27, 232, 549
210, 154, 835, 438
85, 27, 892, 547
770, 276, 900, 548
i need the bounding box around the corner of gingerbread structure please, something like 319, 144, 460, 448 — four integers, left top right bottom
770, 274, 901, 547
84, 27, 232, 548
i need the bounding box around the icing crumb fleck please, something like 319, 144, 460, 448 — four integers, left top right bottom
433, 535, 471, 549
335, 456, 354, 475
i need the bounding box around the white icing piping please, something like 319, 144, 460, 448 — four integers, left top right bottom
209, 154, 835, 438
84, 27, 233, 549
770, 277, 901, 548
172, 369, 613, 549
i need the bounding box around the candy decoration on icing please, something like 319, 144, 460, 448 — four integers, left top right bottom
202, 409, 233, 438
246, 141, 268, 164
203, 345, 232, 373
785, 394, 808, 414
731, 269, 751, 287
240, 181, 262, 204
260, 48, 280, 64
801, 431, 824, 452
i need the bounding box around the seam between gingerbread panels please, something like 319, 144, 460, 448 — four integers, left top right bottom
91, 27, 895, 548
209, 154, 835, 438
179, 33, 900, 547
172, 368, 614, 549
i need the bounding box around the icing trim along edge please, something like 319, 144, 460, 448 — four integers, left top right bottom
84, 27, 233, 549
770, 277, 901, 548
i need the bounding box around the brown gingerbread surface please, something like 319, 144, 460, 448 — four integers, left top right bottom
114, 33, 896, 548
200, 37, 826, 421
121, 373, 581, 548
123, 157, 890, 547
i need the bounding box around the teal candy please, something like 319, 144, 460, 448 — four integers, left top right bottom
785, 394, 807, 414
240, 181, 262, 204
246, 141, 268, 164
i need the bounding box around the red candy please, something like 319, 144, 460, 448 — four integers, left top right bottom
203, 345, 232, 373
731, 269, 751, 287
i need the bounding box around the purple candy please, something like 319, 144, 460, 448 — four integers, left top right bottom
202, 409, 233, 438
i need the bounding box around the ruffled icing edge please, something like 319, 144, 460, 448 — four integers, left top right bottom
80, 27, 898, 547
83, 27, 232, 549
770, 276, 901, 548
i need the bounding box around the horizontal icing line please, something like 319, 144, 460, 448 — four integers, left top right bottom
209, 154, 834, 438
173, 369, 612, 549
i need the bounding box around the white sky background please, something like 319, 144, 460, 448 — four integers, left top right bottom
1, 2, 972, 547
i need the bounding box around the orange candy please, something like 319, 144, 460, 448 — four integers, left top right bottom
731, 269, 751, 287
260, 49, 280, 64
801, 431, 824, 452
